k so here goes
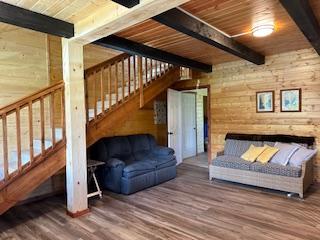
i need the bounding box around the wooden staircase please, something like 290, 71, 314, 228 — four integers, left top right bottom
0, 53, 184, 215
0, 82, 66, 215
84, 53, 181, 146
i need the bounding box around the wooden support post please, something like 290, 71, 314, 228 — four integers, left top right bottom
62, 39, 88, 217
138, 56, 144, 108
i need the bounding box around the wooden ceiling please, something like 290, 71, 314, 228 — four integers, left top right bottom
116, 0, 320, 65
1, 0, 112, 23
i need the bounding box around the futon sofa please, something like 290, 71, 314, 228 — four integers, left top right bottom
89, 134, 177, 194
209, 133, 315, 198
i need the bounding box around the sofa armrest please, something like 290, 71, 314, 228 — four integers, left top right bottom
97, 158, 125, 193
216, 150, 224, 157
152, 146, 175, 156
301, 157, 314, 194
107, 158, 126, 168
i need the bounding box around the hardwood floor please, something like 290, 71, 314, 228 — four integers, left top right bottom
183, 153, 209, 168
1, 164, 320, 240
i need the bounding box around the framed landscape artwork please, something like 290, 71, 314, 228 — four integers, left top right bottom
281, 88, 301, 112
256, 91, 274, 112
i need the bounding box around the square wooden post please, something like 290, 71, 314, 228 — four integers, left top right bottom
62, 39, 89, 217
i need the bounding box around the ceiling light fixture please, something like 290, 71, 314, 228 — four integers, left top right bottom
252, 24, 274, 37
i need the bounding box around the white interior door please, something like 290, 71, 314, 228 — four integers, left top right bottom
167, 89, 182, 164
182, 93, 197, 159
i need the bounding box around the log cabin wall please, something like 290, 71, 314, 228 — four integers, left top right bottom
198, 48, 320, 181
99, 91, 168, 146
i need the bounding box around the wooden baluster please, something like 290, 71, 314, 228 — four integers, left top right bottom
145, 58, 148, 84
16, 108, 22, 171
61, 87, 66, 141
100, 68, 105, 113
155, 60, 158, 79
133, 56, 137, 93
122, 59, 125, 101
150, 59, 153, 81
138, 56, 144, 108
108, 65, 112, 109
93, 72, 97, 119
115, 62, 119, 105
128, 56, 131, 95
50, 92, 56, 146
40, 97, 45, 154
2, 114, 8, 180
160, 61, 162, 75
28, 102, 34, 163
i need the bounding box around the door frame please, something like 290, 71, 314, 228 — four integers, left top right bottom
181, 92, 197, 159
170, 84, 211, 164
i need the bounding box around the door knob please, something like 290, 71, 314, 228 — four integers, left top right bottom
168, 132, 174, 135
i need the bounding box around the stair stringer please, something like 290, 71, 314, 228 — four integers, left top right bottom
0, 142, 66, 215
87, 67, 180, 147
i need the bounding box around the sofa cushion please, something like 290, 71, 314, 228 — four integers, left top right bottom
250, 162, 301, 177
270, 142, 299, 166
289, 144, 317, 168
105, 136, 132, 159
128, 134, 152, 153
212, 155, 251, 170
154, 155, 177, 169
133, 150, 152, 161
224, 139, 263, 157
123, 160, 156, 178
147, 134, 157, 149
152, 146, 175, 156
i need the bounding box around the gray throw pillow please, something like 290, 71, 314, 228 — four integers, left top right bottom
270, 142, 299, 166
289, 143, 317, 168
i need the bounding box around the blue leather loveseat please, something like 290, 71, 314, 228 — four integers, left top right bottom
88, 134, 177, 194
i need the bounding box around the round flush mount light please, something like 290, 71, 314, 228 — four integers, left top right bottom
252, 24, 274, 37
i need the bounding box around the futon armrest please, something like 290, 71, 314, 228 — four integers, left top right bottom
107, 158, 126, 168
301, 157, 314, 178
152, 146, 175, 156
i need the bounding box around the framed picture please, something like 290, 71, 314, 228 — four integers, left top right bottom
280, 88, 301, 112
256, 91, 274, 112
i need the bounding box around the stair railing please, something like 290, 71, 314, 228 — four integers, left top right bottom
0, 82, 65, 188
85, 54, 173, 124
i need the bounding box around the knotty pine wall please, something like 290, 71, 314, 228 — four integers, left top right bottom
198, 48, 320, 180
100, 92, 168, 146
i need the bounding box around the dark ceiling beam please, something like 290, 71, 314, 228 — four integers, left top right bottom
94, 35, 212, 73
0, 2, 74, 38
152, 8, 265, 65
280, 0, 320, 55
112, 0, 140, 8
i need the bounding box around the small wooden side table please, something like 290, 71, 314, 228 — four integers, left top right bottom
87, 159, 105, 199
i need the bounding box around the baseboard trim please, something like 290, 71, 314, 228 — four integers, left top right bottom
66, 208, 90, 218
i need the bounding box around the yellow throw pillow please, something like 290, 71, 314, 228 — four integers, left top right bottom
257, 145, 279, 164
241, 145, 267, 162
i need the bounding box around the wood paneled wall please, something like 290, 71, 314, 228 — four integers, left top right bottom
100, 92, 168, 146
0, 24, 50, 105
198, 48, 320, 180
